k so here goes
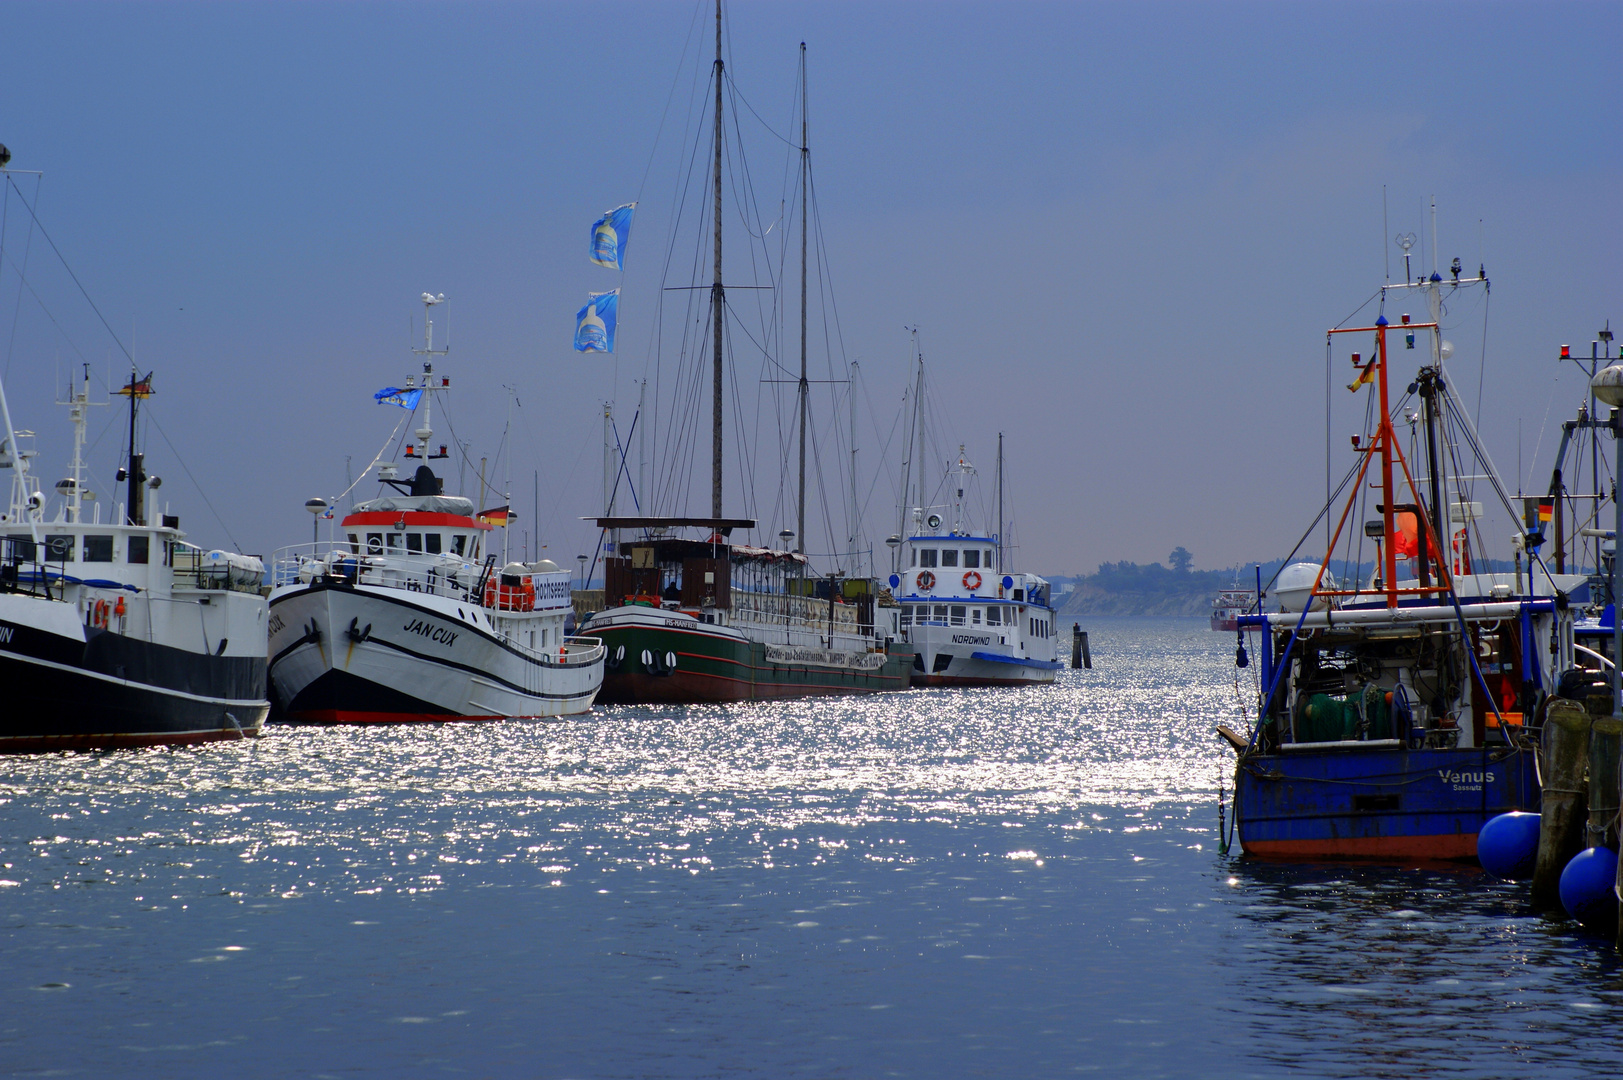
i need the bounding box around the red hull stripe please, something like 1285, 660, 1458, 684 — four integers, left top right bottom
286, 710, 502, 725
340, 511, 493, 531
1243, 834, 1478, 860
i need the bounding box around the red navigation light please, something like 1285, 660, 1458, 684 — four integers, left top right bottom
1561, 345, 1571, 359
442, 377, 450, 386
1351, 352, 1361, 365
404, 446, 416, 457
1401, 313, 1411, 325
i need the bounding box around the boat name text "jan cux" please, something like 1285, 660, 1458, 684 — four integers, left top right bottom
403, 619, 458, 647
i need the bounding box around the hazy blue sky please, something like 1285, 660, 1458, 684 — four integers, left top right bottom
1, 1, 1617, 577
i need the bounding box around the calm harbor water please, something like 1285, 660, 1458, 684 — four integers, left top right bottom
3, 617, 1621, 1078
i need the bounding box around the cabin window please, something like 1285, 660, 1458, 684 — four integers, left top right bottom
941, 549, 959, 567
918, 549, 937, 568
82, 535, 114, 562
426, 533, 442, 554
910, 549, 917, 567
452, 535, 467, 556
366, 533, 384, 554
971, 608, 982, 624
6, 535, 37, 561
963, 549, 980, 569
950, 605, 966, 626
386, 533, 403, 554
900, 607, 912, 627
347, 533, 360, 553
1013, 588, 1024, 601
406, 533, 423, 554
932, 604, 948, 622
45, 535, 74, 561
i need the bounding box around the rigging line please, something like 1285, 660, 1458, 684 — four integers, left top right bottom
0, 245, 94, 368
329, 412, 412, 505
141, 407, 242, 553
1437, 374, 1522, 532
1331, 289, 1384, 331
633, 0, 707, 207
723, 68, 797, 147
2, 174, 44, 381
1476, 286, 1490, 424
2, 173, 134, 367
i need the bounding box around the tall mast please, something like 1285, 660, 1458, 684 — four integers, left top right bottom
848, 359, 859, 575
709, 0, 725, 519
125, 371, 145, 527
795, 41, 809, 555
997, 432, 1004, 574
411, 292, 448, 460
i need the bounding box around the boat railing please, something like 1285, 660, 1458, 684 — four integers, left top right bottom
0, 535, 69, 601
271, 542, 573, 613
729, 589, 860, 634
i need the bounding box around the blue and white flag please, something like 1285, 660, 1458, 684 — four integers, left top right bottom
589, 203, 636, 271
575, 290, 619, 353
374, 386, 423, 410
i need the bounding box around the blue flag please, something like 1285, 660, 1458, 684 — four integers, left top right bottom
575, 290, 619, 353
374, 386, 423, 410
589, 203, 636, 271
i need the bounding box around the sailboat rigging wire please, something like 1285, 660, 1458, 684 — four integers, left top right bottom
1, 245, 93, 370
141, 408, 242, 553
1437, 375, 1523, 535
1476, 286, 1491, 423
2, 173, 44, 381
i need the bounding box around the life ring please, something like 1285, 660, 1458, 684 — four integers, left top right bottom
93, 599, 108, 627
963, 571, 982, 591
917, 570, 936, 591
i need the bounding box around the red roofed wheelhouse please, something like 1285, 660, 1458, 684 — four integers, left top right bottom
266, 294, 604, 724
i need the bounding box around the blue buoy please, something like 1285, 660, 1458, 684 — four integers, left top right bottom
1558, 846, 1619, 927
1477, 811, 1540, 879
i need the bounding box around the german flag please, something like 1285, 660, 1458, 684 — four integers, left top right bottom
1346, 357, 1377, 393
1538, 498, 1554, 524
477, 505, 511, 526
117, 371, 154, 398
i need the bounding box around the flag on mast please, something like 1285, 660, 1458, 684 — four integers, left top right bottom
589, 203, 636, 270
374, 386, 424, 410
118, 371, 155, 398
477, 505, 511, 526
574, 290, 619, 353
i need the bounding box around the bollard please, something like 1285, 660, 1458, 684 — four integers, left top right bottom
1533, 698, 1592, 909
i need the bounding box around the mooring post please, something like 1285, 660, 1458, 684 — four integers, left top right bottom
1071, 624, 1091, 669
1589, 717, 1621, 849
1533, 698, 1593, 909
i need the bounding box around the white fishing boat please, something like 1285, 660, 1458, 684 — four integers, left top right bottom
888, 441, 1060, 686
1, 366, 269, 750
266, 295, 604, 722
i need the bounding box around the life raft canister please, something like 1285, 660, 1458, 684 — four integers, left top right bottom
963, 571, 982, 591
917, 570, 936, 591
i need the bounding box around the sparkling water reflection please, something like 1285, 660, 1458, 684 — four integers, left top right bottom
1, 618, 1619, 1078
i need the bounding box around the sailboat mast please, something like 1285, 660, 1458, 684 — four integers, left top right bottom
709, 0, 725, 519
795, 42, 809, 555
997, 432, 1004, 575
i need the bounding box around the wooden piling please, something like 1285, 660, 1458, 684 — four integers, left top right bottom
1589, 717, 1621, 849
1533, 698, 1592, 909
1071, 625, 1091, 669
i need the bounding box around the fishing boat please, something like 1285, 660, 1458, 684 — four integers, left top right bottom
888, 440, 1060, 687
1223, 227, 1575, 860
266, 295, 604, 722
0, 366, 270, 750
578, 17, 911, 703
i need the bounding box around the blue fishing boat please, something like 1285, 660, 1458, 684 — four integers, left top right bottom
1223, 229, 1577, 860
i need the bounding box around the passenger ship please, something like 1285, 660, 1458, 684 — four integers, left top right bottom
267, 296, 604, 723
889, 448, 1060, 686
1, 367, 269, 750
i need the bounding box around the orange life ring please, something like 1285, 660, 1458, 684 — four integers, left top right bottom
93, 599, 108, 627
917, 570, 936, 591
963, 571, 982, 590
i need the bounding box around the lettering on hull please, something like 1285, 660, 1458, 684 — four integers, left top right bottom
1437, 768, 1495, 791
0, 624, 13, 645
403, 619, 458, 647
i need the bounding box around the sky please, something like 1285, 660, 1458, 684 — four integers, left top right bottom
0, 0, 1617, 580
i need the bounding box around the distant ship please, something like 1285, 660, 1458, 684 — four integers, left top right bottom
1209, 584, 1256, 631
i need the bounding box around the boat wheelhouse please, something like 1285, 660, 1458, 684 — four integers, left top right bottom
266, 295, 603, 723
